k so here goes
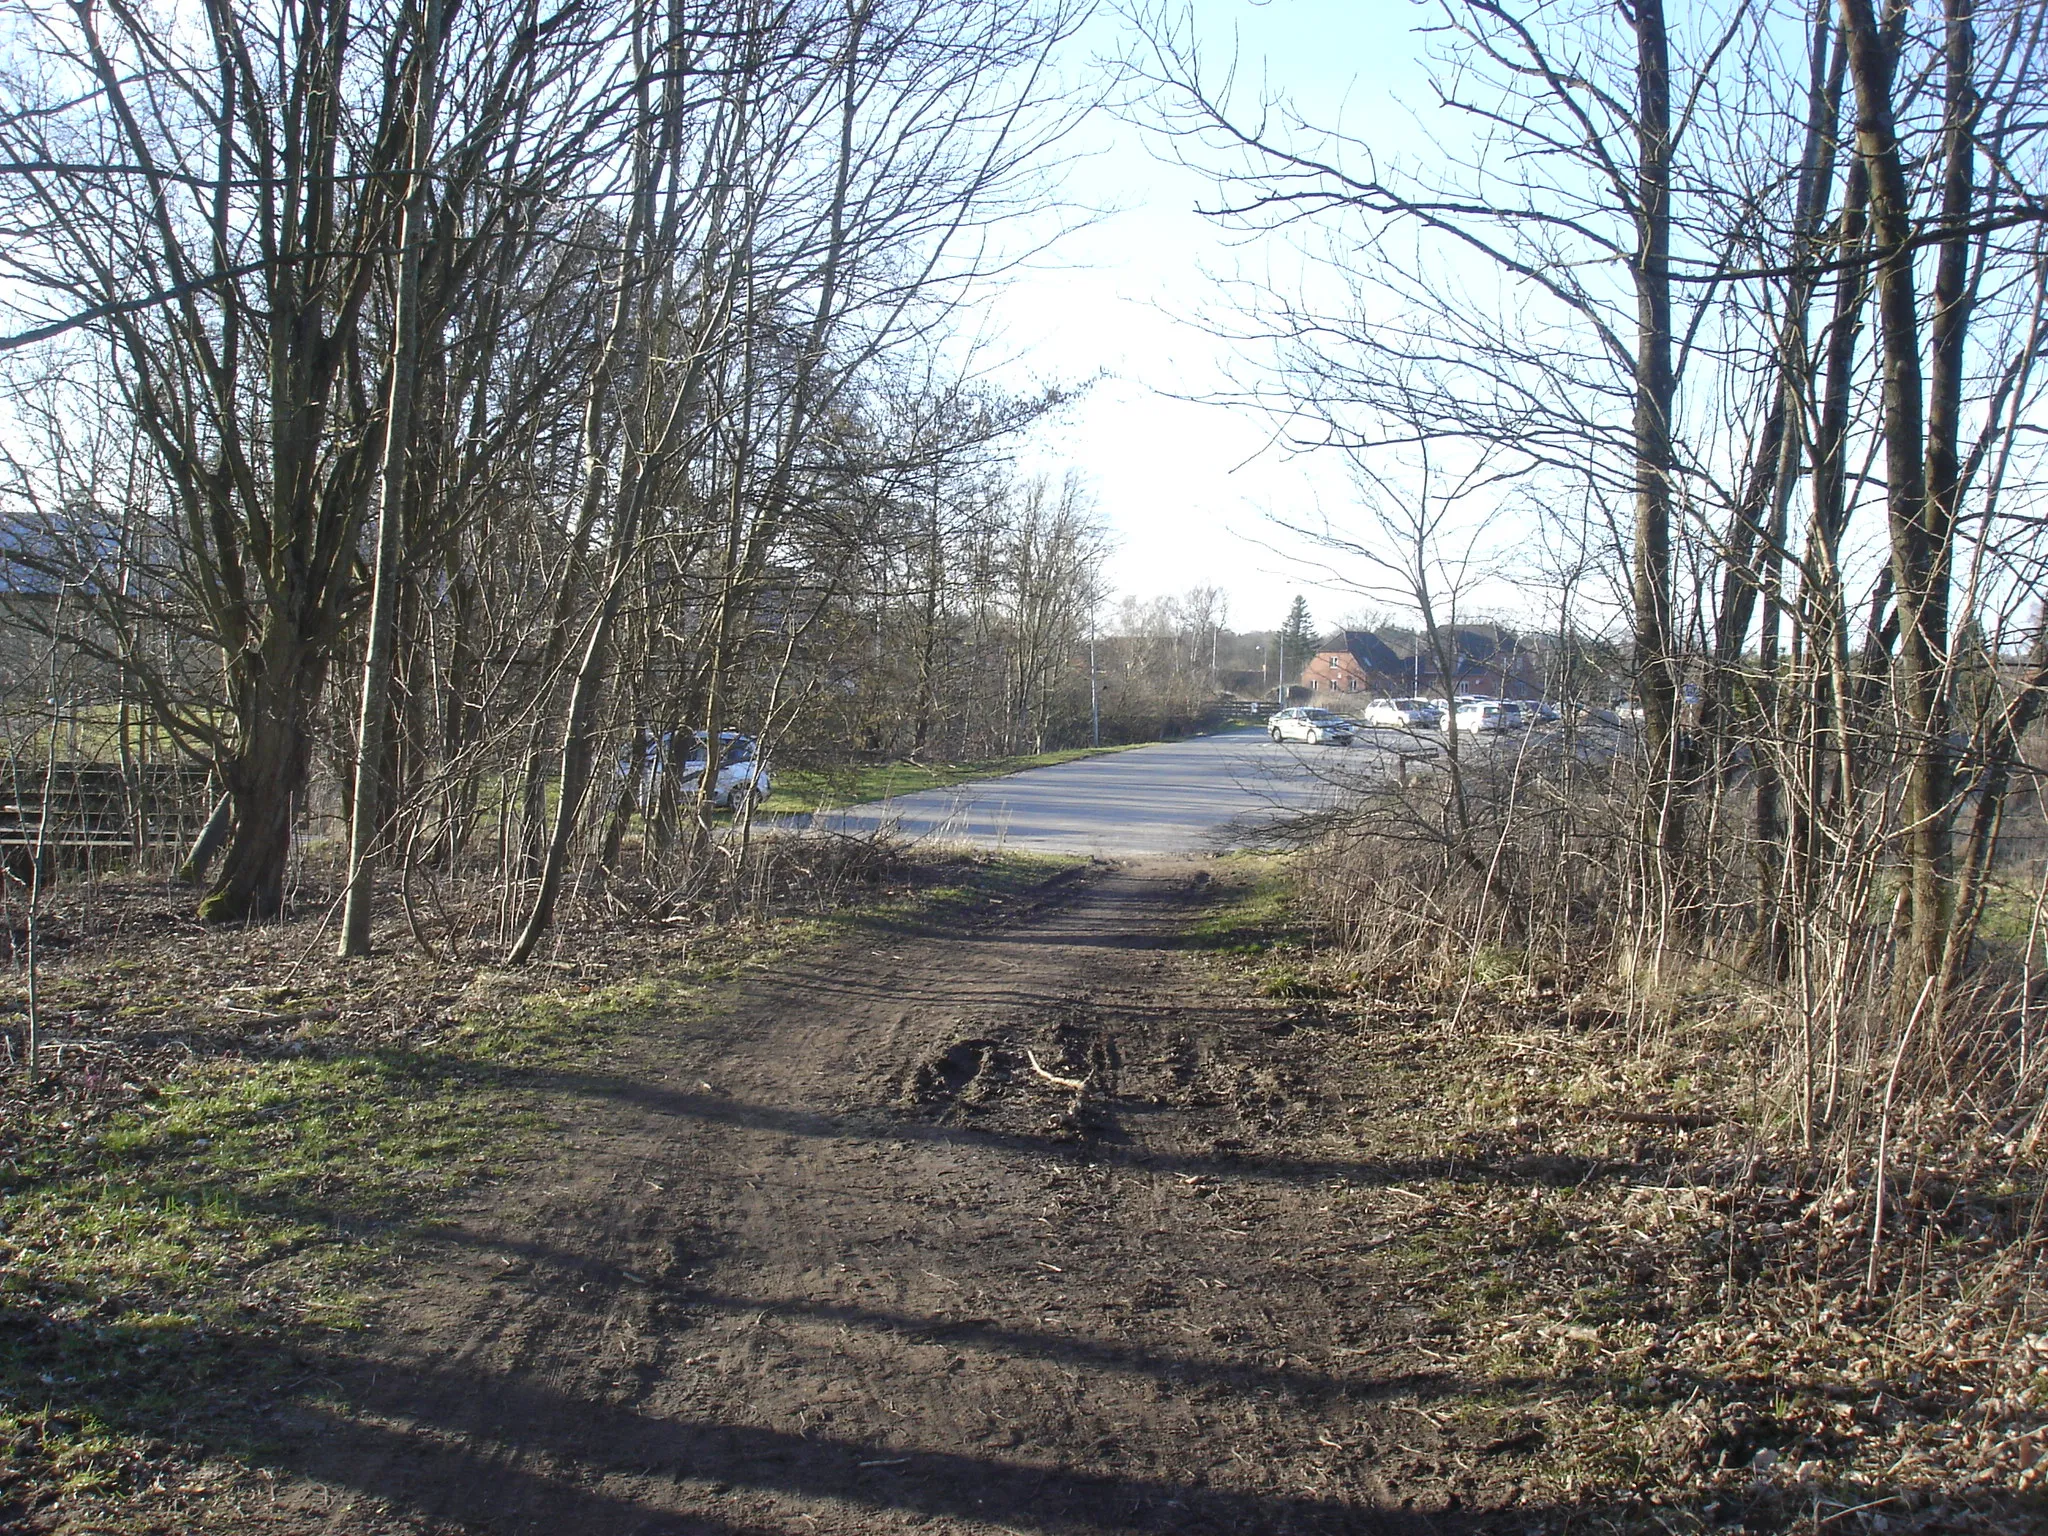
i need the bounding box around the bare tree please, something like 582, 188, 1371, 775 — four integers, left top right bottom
0, 0, 616, 920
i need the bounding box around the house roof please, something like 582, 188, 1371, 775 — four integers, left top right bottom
1311, 625, 1530, 684
1339, 630, 1406, 673
1451, 628, 1506, 662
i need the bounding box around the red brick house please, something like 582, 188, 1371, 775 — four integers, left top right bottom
1302, 628, 1540, 701
1303, 630, 1410, 696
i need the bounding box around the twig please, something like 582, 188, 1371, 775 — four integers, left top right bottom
397, 815, 443, 961
1818, 1496, 1900, 1526
280, 886, 351, 985
1022, 1047, 1088, 1092
1869, 975, 1936, 1295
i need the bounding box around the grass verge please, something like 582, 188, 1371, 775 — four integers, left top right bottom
1177, 854, 1303, 955
0, 979, 609, 1522
768, 743, 1149, 815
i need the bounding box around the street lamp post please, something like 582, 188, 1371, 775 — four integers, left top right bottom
1088, 626, 1100, 747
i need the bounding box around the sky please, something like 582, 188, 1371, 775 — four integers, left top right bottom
975, 1, 1440, 637
977, 2, 1960, 649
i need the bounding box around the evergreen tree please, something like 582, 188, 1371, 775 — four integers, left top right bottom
1276, 596, 1317, 688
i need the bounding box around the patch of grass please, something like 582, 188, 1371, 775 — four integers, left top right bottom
770, 744, 1148, 816
1259, 968, 1343, 1001
0, 978, 613, 1518
1472, 1271, 1521, 1309
1183, 859, 1384, 1010
1181, 857, 1303, 954
1972, 874, 2048, 952
1467, 943, 1529, 987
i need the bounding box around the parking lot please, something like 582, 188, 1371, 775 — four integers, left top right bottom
788, 720, 1617, 856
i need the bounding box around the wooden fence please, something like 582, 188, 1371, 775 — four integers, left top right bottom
0, 759, 212, 854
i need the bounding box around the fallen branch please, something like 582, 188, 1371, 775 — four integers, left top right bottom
1023, 1047, 1089, 1093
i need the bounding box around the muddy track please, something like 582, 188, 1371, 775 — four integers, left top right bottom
255, 861, 1482, 1535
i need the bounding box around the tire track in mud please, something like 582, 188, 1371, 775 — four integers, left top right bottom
261, 861, 1468, 1536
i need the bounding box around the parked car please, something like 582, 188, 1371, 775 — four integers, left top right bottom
1360, 697, 1440, 728
1445, 699, 1515, 736
676, 731, 773, 812
1499, 699, 1559, 727
1400, 696, 1446, 725
1269, 707, 1357, 746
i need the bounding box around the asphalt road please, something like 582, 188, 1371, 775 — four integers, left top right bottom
789, 725, 1431, 856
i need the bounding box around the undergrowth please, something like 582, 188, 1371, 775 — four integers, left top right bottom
1188, 855, 2046, 1530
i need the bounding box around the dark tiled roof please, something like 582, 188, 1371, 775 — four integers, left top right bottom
1341, 630, 1406, 672
1452, 628, 1502, 662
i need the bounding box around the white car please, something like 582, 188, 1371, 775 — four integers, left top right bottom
1446, 700, 1515, 736
676, 731, 773, 812
1360, 697, 1440, 728
1268, 707, 1357, 746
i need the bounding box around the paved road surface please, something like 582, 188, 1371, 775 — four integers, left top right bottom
786, 725, 1427, 856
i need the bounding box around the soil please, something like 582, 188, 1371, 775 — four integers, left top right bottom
17, 859, 2039, 1534
206, 860, 1525, 1534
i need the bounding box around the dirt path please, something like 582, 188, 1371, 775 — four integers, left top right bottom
254, 861, 1481, 1535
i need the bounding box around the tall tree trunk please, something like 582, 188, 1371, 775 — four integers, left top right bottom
1754, 7, 1846, 964
1706, 397, 1787, 767
911, 484, 944, 757
1841, 0, 1961, 988
1800, 148, 1873, 865
507, 0, 732, 961
1631, 0, 1682, 897
199, 628, 325, 922
439, 555, 483, 860
505, 496, 649, 962
598, 718, 649, 871
1945, 613, 2048, 993
1914, 0, 1977, 981
340, 0, 448, 955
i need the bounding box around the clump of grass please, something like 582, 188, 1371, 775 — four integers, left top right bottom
1181, 857, 1302, 954
1259, 969, 1343, 1001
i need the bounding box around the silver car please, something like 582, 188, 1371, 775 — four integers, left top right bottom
670, 731, 773, 811
1446, 700, 1514, 736
1269, 707, 1357, 746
